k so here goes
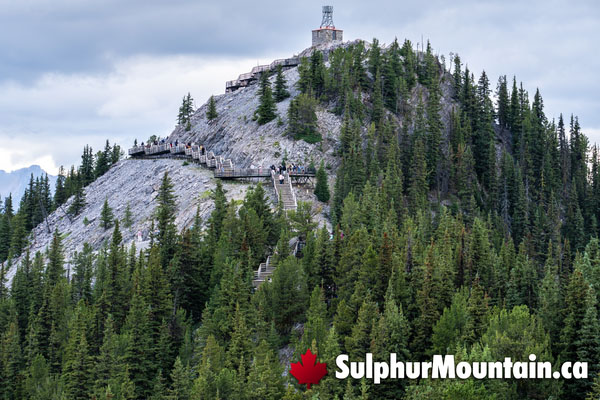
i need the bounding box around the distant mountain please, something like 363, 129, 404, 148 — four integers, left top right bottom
0, 165, 57, 206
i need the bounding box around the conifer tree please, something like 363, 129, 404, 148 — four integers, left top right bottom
299, 286, 328, 354
168, 357, 192, 400
287, 93, 319, 143
268, 256, 308, 335
371, 70, 384, 125
370, 293, 410, 398
314, 161, 330, 202
496, 75, 509, 129
155, 171, 178, 269
53, 166, 67, 209
246, 341, 285, 399
256, 73, 277, 125
62, 302, 93, 400
100, 198, 114, 230
431, 288, 469, 354
94, 140, 112, 178
426, 78, 443, 189
122, 202, 134, 228
79, 145, 95, 186
538, 242, 562, 348
574, 291, 600, 396
273, 65, 290, 102
346, 299, 378, 359
408, 137, 428, 213
226, 303, 252, 372
123, 287, 154, 399
68, 181, 86, 217
463, 276, 489, 345
206, 95, 218, 121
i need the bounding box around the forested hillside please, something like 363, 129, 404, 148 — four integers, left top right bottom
0, 37, 599, 399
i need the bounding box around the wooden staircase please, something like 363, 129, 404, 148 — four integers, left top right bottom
252, 256, 275, 288
272, 171, 297, 211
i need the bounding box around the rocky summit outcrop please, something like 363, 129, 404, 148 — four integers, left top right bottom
7, 158, 256, 281
168, 64, 343, 172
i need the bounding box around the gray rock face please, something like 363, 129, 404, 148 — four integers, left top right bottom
7, 158, 255, 281
169, 66, 343, 172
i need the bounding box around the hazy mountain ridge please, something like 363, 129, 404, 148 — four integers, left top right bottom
0, 165, 57, 205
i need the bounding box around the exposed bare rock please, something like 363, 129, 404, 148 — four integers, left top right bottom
7, 158, 256, 281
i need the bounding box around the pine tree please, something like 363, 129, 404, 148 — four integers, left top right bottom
62, 302, 93, 400
346, 299, 378, 359
370, 293, 410, 398
496, 75, 509, 129
79, 145, 95, 186
53, 166, 67, 209
273, 65, 290, 102
100, 198, 114, 230
0, 318, 22, 400
256, 73, 277, 125
314, 161, 330, 202
574, 291, 600, 396
94, 140, 112, 178
246, 341, 285, 399
206, 95, 218, 121
426, 78, 442, 189
156, 171, 178, 269
123, 202, 134, 228
408, 137, 428, 213
123, 289, 154, 399
463, 276, 489, 345
298, 286, 328, 354
68, 181, 86, 217
287, 93, 319, 143
538, 242, 561, 348
167, 357, 192, 400
371, 70, 384, 125
268, 256, 308, 335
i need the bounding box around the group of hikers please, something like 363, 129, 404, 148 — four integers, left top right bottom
269, 163, 310, 184
269, 163, 309, 175
138, 140, 208, 156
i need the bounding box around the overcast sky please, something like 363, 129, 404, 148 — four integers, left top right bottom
0, 0, 598, 174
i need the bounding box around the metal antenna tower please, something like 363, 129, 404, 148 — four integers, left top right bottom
320, 6, 335, 28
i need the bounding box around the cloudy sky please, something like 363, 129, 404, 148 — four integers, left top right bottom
0, 0, 598, 174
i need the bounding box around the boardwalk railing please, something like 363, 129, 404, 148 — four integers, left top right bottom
215, 169, 271, 178
170, 144, 186, 154
145, 144, 170, 155
128, 144, 316, 182
128, 146, 145, 156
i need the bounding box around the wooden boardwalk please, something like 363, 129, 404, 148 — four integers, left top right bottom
129, 143, 314, 290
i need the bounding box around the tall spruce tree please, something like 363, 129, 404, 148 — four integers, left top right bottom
206, 95, 218, 121
100, 198, 114, 230
314, 161, 330, 202
273, 65, 290, 102
256, 73, 277, 125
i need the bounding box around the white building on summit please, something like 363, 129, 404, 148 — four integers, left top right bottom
311, 6, 343, 46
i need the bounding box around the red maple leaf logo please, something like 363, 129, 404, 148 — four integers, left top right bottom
290, 349, 327, 389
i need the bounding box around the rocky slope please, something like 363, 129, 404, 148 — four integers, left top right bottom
169, 60, 343, 171
6, 158, 257, 281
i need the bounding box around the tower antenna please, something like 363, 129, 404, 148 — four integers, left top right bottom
320, 5, 335, 28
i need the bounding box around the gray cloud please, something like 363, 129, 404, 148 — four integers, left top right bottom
0, 0, 598, 172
